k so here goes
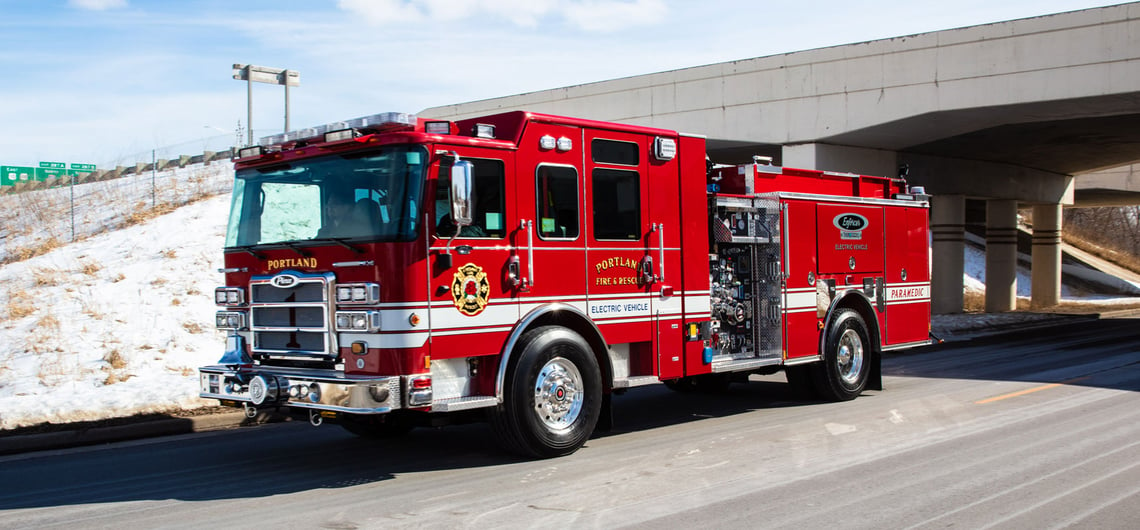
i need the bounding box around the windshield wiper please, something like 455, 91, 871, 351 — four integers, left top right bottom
230, 245, 266, 259
278, 241, 312, 257
311, 237, 365, 254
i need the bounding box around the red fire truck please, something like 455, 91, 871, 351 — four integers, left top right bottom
200, 111, 931, 457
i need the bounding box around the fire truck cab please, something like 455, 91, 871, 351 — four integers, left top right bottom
200, 111, 931, 458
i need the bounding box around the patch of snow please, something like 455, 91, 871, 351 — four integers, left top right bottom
0, 166, 230, 429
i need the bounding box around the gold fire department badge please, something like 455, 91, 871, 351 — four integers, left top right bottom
451, 263, 490, 316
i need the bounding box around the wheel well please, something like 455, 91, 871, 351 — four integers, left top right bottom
528, 310, 613, 392
495, 304, 614, 400
824, 292, 883, 391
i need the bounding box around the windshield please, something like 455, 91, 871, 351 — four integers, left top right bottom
224, 146, 427, 247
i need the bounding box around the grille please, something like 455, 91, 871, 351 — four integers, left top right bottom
249, 273, 334, 359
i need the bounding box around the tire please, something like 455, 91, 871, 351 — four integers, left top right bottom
491, 326, 602, 458
340, 412, 415, 439
813, 309, 872, 401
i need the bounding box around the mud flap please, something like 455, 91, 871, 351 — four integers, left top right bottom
868, 350, 883, 391
595, 393, 614, 432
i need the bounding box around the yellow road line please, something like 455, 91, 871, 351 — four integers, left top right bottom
975, 376, 1091, 405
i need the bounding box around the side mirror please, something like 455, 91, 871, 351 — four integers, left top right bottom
450, 160, 475, 228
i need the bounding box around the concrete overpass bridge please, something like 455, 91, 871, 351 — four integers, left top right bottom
422, 3, 1140, 313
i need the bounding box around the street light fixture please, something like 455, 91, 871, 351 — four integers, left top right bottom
232, 64, 301, 146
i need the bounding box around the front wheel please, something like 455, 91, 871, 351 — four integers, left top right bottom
813, 309, 872, 401
491, 326, 602, 458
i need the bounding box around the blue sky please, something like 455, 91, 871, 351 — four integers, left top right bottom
0, 0, 1121, 167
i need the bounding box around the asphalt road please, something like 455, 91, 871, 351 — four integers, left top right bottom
1, 319, 1138, 529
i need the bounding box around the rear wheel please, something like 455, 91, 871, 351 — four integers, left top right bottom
491, 326, 602, 458
813, 309, 872, 401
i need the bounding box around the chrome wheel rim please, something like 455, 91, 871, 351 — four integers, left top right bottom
533, 357, 584, 433
836, 329, 864, 385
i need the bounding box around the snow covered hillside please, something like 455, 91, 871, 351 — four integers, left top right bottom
0, 166, 231, 429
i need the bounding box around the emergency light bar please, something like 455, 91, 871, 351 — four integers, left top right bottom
258, 112, 416, 147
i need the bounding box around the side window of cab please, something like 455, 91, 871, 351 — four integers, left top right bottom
435, 157, 506, 238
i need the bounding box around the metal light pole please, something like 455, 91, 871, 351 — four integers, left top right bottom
232, 64, 301, 146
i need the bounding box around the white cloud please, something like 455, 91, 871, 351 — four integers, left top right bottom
68, 0, 128, 10
563, 0, 667, 32
336, 0, 663, 31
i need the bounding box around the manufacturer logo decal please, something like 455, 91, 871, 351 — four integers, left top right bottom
833, 213, 869, 240
271, 274, 298, 288
451, 263, 490, 316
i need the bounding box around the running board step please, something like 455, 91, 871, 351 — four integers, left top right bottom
432, 396, 498, 412
612, 375, 660, 389
710, 357, 782, 373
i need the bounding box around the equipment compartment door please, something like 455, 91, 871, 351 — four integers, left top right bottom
582, 129, 667, 378
816, 204, 884, 275
883, 206, 931, 345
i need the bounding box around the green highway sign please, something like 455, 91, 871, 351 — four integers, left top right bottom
1, 166, 35, 186
38, 161, 65, 169
69, 163, 96, 171
35, 167, 67, 181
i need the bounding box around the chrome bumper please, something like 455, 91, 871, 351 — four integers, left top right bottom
198, 364, 402, 414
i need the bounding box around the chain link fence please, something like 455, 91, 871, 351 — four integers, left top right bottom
0, 150, 236, 265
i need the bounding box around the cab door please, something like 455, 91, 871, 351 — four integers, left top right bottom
427, 149, 518, 373
513, 122, 588, 324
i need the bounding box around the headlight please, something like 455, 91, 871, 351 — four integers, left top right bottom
215, 311, 246, 330
335, 311, 381, 332
336, 283, 380, 305
215, 287, 245, 306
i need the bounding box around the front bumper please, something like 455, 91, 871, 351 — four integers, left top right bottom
199, 364, 402, 414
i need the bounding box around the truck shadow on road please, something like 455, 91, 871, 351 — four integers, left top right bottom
0, 379, 815, 511
2, 319, 1135, 512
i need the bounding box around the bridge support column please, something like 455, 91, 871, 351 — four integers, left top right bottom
931, 195, 965, 314
1031, 204, 1063, 309
985, 200, 1019, 312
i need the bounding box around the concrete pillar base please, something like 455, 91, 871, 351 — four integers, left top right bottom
985, 200, 1019, 312
931, 195, 966, 314
1031, 204, 1063, 309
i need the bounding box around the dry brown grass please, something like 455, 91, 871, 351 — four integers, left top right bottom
112, 273, 126, 283
124, 201, 177, 227
104, 349, 127, 370
9, 237, 62, 264
963, 290, 985, 312
79, 260, 101, 276
161, 249, 177, 259
183, 321, 204, 334
32, 267, 63, 287
6, 289, 36, 319
37, 357, 68, 384
36, 314, 60, 331
151, 277, 168, 287
1063, 233, 1140, 275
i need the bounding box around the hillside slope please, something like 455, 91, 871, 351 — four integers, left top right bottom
1, 168, 230, 429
